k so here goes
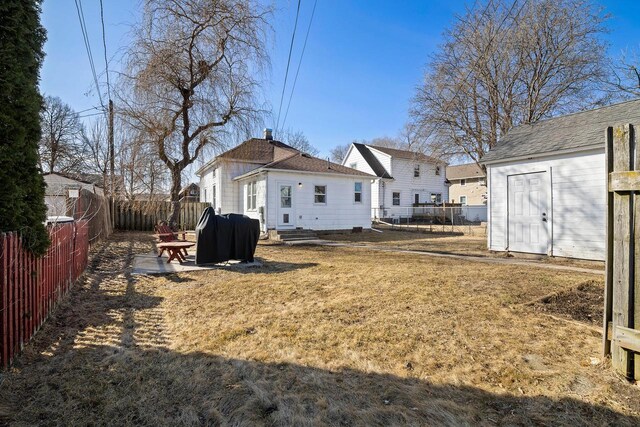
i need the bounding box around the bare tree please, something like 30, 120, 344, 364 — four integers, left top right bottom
82, 118, 110, 190
411, 0, 609, 166
330, 143, 351, 163
39, 96, 85, 173
118, 0, 271, 226
606, 49, 640, 98
280, 128, 319, 156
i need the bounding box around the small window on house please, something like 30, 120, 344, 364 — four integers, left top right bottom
460, 179, 466, 186
314, 185, 327, 204
459, 195, 467, 205
414, 194, 420, 204
392, 192, 401, 206
349, 162, 358, 169
212, 185, 217, 209
435, 166, 441, 175
280, 185, 292, 208
354, 182, 362, 203
414, 165, 420, 177
246, 181, 257, 210
204, 188, 207, 202
431, 193, 442, 204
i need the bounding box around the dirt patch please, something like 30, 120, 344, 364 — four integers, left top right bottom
528, 280, 604, 325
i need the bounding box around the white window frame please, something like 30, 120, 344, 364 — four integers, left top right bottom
354, 182, 363, 204
435, 166, 441, 176
212, 185, 217, 209
246, 181, 257, 211
314, 185, 327, 205
431, 193, 442, 204
414, 164, 420, 178
392, 191, 401, 206
349, 162, 358, 169
459, 195, 467, 205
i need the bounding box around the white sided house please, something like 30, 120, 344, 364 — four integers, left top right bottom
43, 172, 104, 216
342, 143, 448, 219
197, 130, 374, 233
482, 99, 640, 261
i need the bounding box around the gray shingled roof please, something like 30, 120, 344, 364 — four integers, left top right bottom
446, 163, 484, 180
482, 99, 640, 163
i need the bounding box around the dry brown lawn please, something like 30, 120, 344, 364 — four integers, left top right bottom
322, 229, 605, 271
0, 232, 636, 426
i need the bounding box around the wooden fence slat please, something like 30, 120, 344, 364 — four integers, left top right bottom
634, 128, 640, 378
1, 234, 7, 368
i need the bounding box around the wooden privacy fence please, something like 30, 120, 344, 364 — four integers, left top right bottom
604, 124, 640, 381
0, 221, 89, 368
113, 201, 209, 231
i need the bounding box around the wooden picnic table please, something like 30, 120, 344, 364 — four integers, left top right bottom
157, 241, 195, 264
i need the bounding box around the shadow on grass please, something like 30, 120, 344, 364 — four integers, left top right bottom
0, 232, 637, 425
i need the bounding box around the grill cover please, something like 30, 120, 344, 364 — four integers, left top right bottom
195, 208, 260, 264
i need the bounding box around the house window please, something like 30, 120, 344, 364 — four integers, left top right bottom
314, 185, 327, 204
435, 166, 441, 175
280, 185, 292, 208
431, 193, 442, 204
349, 162, 358, 169
212, 185, 217, 209
204, 188, 207, 202
459, 195, 467, 205
354, 182, 362, 203
460, 179, 466, 186
392, 192, 400, 206
414, 165, 420, 177
246, 181, 257, 210
414, 194, 420, 204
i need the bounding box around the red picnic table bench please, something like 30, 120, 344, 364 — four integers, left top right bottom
156, 241, 195, 264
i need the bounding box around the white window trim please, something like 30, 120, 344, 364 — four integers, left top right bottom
314, 184, 327, 205
459, 195, 467, 205
435, 166, 441, 176
354, 181, 363, 204
414, 164, 420, 178
392, 191, 401, 206
246, 181, 257, 211
212, 185, 217, 209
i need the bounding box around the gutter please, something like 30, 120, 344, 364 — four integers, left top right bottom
233, 167, 376, 181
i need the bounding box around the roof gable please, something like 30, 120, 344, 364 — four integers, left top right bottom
264, 152, 374, 177
352, 143, 393, 178
482, 98, 640, 163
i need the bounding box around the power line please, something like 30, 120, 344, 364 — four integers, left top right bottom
74, 0, 105, 110
274, 0, 302, 136
99, 0, 111, 101
280, 0, 318, 133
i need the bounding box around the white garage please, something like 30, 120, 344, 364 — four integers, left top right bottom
482, 99, 640, 261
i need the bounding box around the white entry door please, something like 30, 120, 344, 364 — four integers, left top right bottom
507, 171, 549, 254
277, 183, 295, 228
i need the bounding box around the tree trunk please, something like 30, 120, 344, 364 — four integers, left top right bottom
168, 168, 182, 229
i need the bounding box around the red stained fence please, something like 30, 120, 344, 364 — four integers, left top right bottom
0, 220, 89, 368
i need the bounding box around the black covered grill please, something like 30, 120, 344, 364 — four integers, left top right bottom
195, 207, 260, 265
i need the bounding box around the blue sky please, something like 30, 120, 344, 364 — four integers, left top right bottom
41, 0, 640, 159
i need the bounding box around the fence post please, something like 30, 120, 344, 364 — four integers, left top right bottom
604, 123, 640, 380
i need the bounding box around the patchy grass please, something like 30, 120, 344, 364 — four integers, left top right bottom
322, 229, 605, 271
0, 232, 637, 425
322, 229, 489, 256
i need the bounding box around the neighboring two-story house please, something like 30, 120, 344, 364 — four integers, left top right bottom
197, 130, 374, 233
342, 143, 448, 218
446, 163, 487, 205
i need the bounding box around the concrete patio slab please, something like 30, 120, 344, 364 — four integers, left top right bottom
132, 252, 263, 275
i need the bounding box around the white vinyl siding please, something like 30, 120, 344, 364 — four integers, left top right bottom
265, 172, 371, 231
487, 148, 605, 260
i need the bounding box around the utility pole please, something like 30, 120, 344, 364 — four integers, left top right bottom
108, 99, 115, 228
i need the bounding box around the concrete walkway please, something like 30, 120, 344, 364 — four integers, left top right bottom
318, 242, 604, 275
132, 252, 263, 275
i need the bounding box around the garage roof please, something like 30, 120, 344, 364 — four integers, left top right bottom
481, 98, 640, 164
